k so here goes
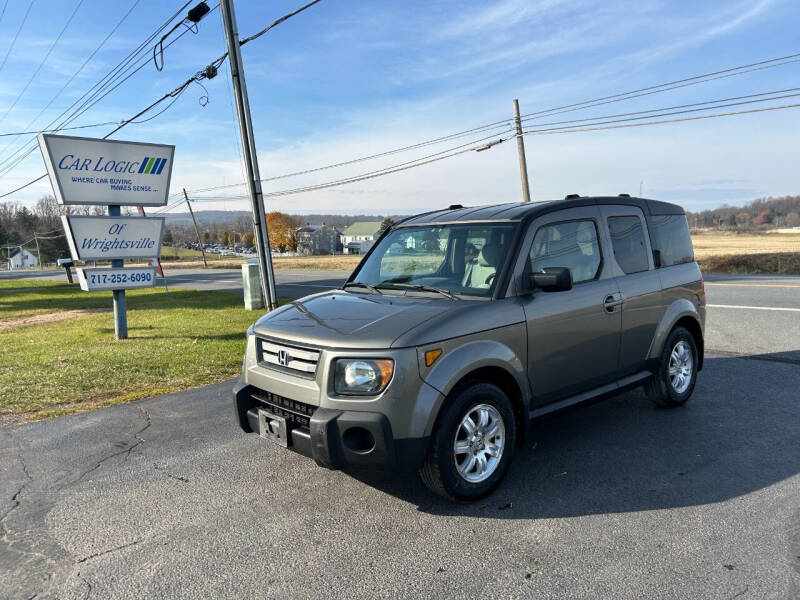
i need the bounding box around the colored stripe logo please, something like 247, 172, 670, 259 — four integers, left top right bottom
138, 157, 168, 175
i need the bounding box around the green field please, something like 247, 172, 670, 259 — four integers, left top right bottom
0, 280, 266, 423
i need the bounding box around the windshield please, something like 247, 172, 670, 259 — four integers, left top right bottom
349, 222, 518, 297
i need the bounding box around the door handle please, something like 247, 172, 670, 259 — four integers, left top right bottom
603, 294, 623, 312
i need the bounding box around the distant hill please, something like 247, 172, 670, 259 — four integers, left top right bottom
163, 210, 251, 227
686, 195, 800, 229
163, 211, 412, 228
161, 195, 800, 231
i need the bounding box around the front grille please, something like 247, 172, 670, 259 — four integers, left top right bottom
252, 391, 317, 429
258, 339, 320, 377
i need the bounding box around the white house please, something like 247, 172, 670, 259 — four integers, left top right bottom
9, 248, 38, 269
341, 221, 382, 255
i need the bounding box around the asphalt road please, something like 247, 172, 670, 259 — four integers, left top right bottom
2, 356, 798, 599
2, 268, 799, 598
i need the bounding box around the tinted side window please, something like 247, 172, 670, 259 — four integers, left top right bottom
607, 216, 649, 274
530, 220, 601, 284
650, 215, 694, 267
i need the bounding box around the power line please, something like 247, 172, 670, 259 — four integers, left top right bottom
0, 121, 123, 137
522, 101, 800, 138
0, 0, 34, 76
0, 0, 10, 27
186, 121, 515, 195
0, 16, 197, 176
187, 102, 800, 203
0, 0, 142, 157
519, 88, 800, 131
3, 6, 797, 207
0, 0, 322, 200
0, 9, 211, 181
239, 0, 322, 45
200, 132, 514, 201
0, 2, 201, 176
521, 58, 800, 128
519, 51, 800, 122
152, 1, 196, 71
186, 53, 800, 197
0, 0, 85, 126
269, 102, 800, 199
12, 0, 313, 177
184, 87, 800, 198
0, 56, 201, 200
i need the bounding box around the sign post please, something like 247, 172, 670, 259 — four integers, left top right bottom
37, 133, 174, 340
108, 204, 127, 338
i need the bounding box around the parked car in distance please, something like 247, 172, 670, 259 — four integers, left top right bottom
234, 196, 705, 501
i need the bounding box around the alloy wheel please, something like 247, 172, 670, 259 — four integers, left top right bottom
453, 404, 505, 483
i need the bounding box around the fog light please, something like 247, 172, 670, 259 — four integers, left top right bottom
342, 427, 375, 453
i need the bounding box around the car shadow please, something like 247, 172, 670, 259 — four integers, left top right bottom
349, 353, 800, 518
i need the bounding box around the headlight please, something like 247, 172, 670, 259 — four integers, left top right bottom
334, 359, 394, 395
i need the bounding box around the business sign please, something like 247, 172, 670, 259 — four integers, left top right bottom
38, 134, 175, 206
62, 215, 165, 261
76, 267, 157, 291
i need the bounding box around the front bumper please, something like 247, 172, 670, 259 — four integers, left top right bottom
233, 381, 428, 472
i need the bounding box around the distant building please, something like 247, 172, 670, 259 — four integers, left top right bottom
8, 248, 38, 269
296, 224, 342, 255
295, 226, 316, 254
341, 221, 382, 254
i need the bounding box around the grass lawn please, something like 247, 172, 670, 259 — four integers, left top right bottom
0, 280, 264, 423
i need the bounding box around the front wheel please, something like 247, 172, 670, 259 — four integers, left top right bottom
419, 382, 516, 501
645, 326, 699, 407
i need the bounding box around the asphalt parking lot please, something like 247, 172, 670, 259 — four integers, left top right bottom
2, 270, 799, 598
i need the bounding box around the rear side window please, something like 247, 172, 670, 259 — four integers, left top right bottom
607, 216, 649, 274
650, 215, 694, 267
530, 220, 601, 284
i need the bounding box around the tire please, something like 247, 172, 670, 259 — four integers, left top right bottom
645, 326, 699, 407
419, 382, 516, 501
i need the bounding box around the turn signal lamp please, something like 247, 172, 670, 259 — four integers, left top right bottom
425, 349, 443, 367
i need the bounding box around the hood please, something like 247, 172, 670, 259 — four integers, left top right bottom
252, 290, 455, 349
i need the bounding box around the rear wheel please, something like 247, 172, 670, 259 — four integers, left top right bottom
420, 382, 516, 501
645, 326, 698, 407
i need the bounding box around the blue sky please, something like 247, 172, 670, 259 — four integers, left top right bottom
0, 0, 798, 214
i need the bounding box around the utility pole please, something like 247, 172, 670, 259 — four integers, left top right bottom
183, 188, 208, 268
33, 233, 42, 269
219, 0, 278, 310
513, 99, 531, 203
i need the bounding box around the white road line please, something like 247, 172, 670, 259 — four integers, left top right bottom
708, 304, 800, 313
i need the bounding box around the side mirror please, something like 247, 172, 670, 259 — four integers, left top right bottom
529, 267, 572, 292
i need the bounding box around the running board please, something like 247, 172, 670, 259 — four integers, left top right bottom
529, 371, 652, 419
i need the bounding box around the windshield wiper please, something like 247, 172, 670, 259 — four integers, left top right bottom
385, 282, 458, 300
343, 281, 383, 294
